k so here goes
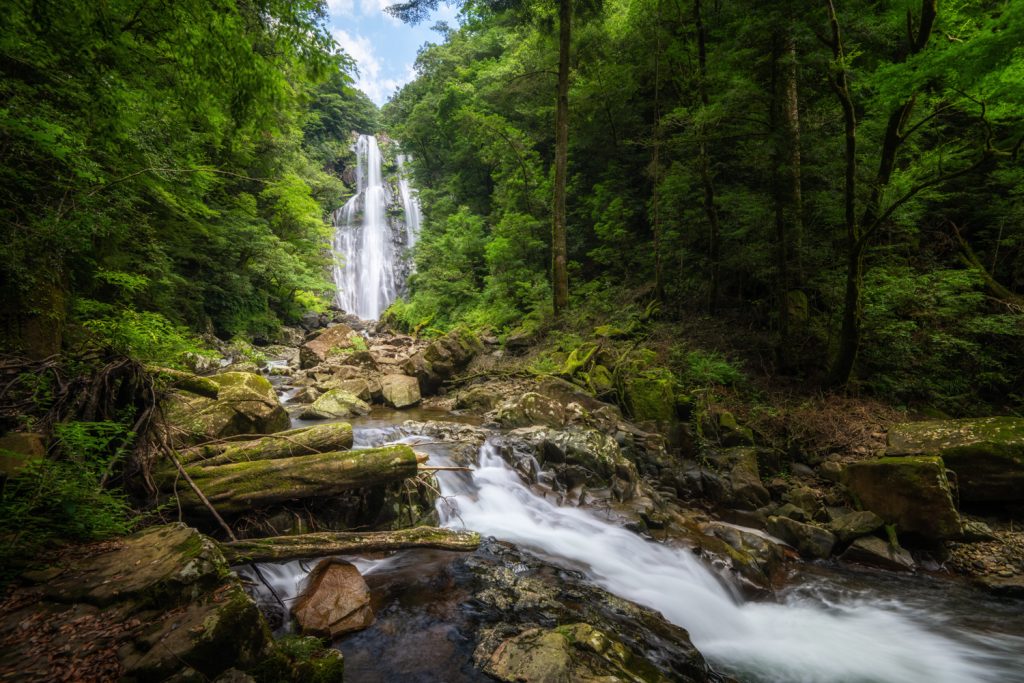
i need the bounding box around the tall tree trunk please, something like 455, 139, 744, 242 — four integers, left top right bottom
695, 0, 722, 314
652, 0, 663, 300
773, 30, 804, 368
552, 0, 571, 317
825, 0, 860, 387
828, 0, 937, 387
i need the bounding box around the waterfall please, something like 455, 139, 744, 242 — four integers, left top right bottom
332, 134, 419, 320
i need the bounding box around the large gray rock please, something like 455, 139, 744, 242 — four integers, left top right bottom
402, 327, 482, 394
828, 510, 885, 543
291, 559, 373, 638
705, 448, 770, 511
380, 374, 421, 408
495, 392, 567, 429
300, 388, 370, 420
887, 418, 1024, 503
844, 456, 962, 541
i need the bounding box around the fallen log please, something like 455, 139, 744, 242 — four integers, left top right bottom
147, 366, 220, 398
180, 423, 354, 466
163, 445, 417, 515
220, 526, 481, 563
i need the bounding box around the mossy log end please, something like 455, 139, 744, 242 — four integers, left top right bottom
180, 422, 354, 466
220, 526, 481, 563
163, 445, 417, 515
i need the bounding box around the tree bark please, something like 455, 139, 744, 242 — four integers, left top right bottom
179, 422, 354, 466
552, 0, 571, 316
161, 445, 418, 515
219, 527, 481, 563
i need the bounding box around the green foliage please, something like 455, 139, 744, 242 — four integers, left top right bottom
673, 348, 745, 388
0, 422, 136, 579
73, 300, 215, 369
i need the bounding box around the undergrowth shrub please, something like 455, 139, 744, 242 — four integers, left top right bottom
0, 421, 136, 580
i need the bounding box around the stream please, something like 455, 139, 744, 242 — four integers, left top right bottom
241, 412, 1024, 683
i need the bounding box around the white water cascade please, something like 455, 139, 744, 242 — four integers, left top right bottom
437, 440, 1023, 683
396, 154, 421, 248
332, 134, 419, 320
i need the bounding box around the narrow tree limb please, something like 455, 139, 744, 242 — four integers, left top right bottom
168, 450, 238, 541
219, 527, 481, 563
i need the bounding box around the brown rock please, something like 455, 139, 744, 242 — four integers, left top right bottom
292, 559, 373, 638
300, 324, 356, 369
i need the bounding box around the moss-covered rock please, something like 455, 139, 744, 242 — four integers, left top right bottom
165, 372, 290, 443
844, 456, 962, 541
839, 536, 915, 571
494, 392, 567, 429
886, 417, 1024, 503
623, 369, 676, 423
766, 516, 837, 559
402, 327, 483, 394
704, 447, 770, 511
0, 431, 45, 476
300, 389, 370, 420
700, 409, 754, 447
827, 510, 884, 544
455, 384, 504, 412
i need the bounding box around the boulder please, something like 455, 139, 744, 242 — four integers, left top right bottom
402, 327, 483, 394
299, 389, 370, 420
335, 378, 372, 402
844, 456, 962, 541
828, 510, 884, 544
623, 369, 676, 423
840, 536, 915, 571
703, 410, 755, 447
299, 324, 356, 369
886, 418, 1024, 503
455, 384, 504, 412
766, 516, 836, 559
380, 374, 421, 408
495, 393, 567, 429
165, 372, 289, 443
705, 448, 770, 510
291, 559, 373, 638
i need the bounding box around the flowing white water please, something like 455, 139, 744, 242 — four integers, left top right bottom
332, 134, 405, 319
396, 154, 422, 248
437, 440, 1022, 683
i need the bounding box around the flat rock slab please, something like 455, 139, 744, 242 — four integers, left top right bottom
840, 536, 915, 572
292, 559, 374, 638
887, 418, 1024, 503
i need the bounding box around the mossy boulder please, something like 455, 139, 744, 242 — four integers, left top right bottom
886, 417, 1024, 503
701, 409, 754, 447
494, 393, 567, 429
300, 389, 370, 420
402, 327, 483, 394
844, 456, 962, 541
623, 369, 676, 423
767, 516, 837, 559
705, 447, 770, 510
165, 372, 290, 443
827, 510, 884, 544
479, 623, 674, 683
456, 384, 505, 412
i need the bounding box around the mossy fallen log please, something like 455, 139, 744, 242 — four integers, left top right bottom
180, 423, 354, 466
220, 526, 481, 563
162, 445, 417, 515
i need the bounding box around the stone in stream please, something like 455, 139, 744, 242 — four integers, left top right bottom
840, 536, 915, 572
843, 456, 962, 542
401, 327, 483, 394
300, 388, 370, 419
164, 371, 290, 443
886, 417, 1024, 503
704, 447, 771, 511
495, 392, 567, 429
380, 373, 421, 408
291, 559, 374, 638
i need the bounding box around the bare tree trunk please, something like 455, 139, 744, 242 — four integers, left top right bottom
552, 0, 571, 316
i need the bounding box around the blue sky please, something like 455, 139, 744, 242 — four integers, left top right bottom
325, 0, 459, 106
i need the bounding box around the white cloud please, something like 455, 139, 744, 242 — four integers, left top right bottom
333, 30, 415, 105
327, 0, 355, 16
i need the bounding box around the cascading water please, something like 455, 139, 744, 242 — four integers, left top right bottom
332, 134, 420, 320
396, 154, 421, 248
436, 440, 1024, 683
